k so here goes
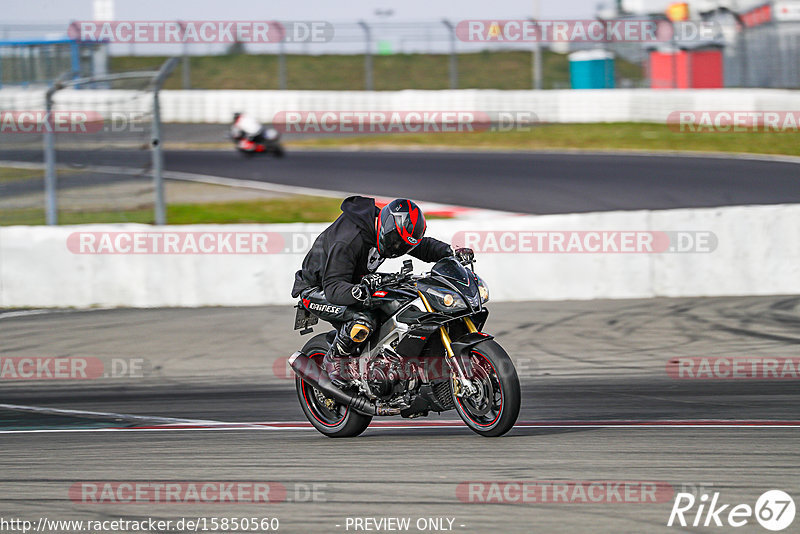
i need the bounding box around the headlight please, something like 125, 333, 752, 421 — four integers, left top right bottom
265, 128, 279, 140
475, 275, 490, 303
421, 286, 467, 312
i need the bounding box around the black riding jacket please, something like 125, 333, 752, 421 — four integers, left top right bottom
291, 196, 452, 305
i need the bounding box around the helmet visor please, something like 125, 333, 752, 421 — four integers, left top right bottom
380, 224, 419, 258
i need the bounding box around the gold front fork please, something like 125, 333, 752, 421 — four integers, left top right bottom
417, 291, 476, 395
418, 291, 455, 357
463, 317, 478, 333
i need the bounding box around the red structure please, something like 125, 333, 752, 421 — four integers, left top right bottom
649, 48, 724, 88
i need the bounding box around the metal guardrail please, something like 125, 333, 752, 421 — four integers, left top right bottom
43, 57, 178, 225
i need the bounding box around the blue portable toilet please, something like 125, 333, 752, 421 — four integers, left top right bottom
569, 50, 615, 89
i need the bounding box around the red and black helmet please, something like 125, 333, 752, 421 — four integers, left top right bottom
377, 199, 426, 258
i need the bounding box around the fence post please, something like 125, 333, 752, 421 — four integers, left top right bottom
150, 58, 179, 225
739, 29, 749, 87
442, 19, 458, 89
529, 18, 542, 90
273, 22, 288, 90
44, 86, 58, 225
180, 21, 191, 89
358, 21, 373, 90
279, 42, 287, 89
151, 90, 166, 225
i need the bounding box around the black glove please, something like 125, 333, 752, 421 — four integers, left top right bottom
350, 273, 383, 304
454, 247, 475, 265
361, 273, 383, 291
350, 284, 369, 302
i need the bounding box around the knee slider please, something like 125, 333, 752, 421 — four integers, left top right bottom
349, 322, 372, 343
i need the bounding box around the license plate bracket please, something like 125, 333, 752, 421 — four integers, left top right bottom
294, 304, 318, 335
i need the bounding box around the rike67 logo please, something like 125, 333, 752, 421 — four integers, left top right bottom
668, 490, 795, 531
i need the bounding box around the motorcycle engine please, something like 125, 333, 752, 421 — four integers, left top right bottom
366, 348, 419, 399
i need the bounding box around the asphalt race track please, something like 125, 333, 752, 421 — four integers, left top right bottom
2, 145, 799, 532
2, 297, 799, 532
1, 148, 800, 213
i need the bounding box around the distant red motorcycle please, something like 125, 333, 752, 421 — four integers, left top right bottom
230, 112, 285, 158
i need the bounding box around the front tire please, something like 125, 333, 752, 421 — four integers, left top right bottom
451, 340, 520, 437
294, 333, 372, 438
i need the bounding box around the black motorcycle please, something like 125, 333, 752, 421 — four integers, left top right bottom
289, 256, 520, 438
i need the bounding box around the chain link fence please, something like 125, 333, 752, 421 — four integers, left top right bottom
0, 58, 178, 225
1, 14, 798, 89
726, 19, 800, 87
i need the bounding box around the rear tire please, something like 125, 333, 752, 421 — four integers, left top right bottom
451, 340, 520, 437
295, 333, 372, 438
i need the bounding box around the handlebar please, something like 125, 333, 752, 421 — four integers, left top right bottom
375, 258, 473, 288
377, 271, 418, 287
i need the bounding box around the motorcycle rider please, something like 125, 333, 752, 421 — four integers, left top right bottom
291, 196, 473, 387
230, 112, 263, 141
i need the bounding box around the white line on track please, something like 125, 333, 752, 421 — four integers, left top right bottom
0, 403, 223, 426
0, 310, 51, 320
0, 308, 115, 320
0, 161, 504, 219
0, 160, 352, 200
1, 403, 799, 435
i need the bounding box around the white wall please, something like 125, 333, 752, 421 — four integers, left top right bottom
2, 88, 800, 124
2, 204, 798, 308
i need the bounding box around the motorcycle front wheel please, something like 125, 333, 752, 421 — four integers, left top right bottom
451, 340, 520, 437
294, 333, 372, 438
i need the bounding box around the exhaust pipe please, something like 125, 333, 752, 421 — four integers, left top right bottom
289, 351, 397, 416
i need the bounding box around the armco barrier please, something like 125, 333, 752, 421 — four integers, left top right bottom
1, 204, 798, 308
2, 88, 800, 124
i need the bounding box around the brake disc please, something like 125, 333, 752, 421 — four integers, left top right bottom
464, 365, 494, 416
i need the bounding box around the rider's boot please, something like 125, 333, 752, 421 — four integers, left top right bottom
322, 317, 373, 389
322, 341, 352, 389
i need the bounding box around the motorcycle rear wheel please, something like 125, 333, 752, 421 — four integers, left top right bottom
295, 333, 372, 438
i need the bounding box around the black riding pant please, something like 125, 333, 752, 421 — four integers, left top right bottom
299, 287, 376, 357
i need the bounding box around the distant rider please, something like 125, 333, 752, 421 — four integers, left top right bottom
230, 112, 263, 141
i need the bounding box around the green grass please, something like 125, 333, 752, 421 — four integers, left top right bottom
166, 196, 345, 224
0, 195, 451, 226
288, 122, 800, 157
0, 196, 346, 226
0, 167, 43, 183
111, 50, 644, 90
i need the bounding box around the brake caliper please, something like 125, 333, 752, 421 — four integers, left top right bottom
452, 374, 463, 397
